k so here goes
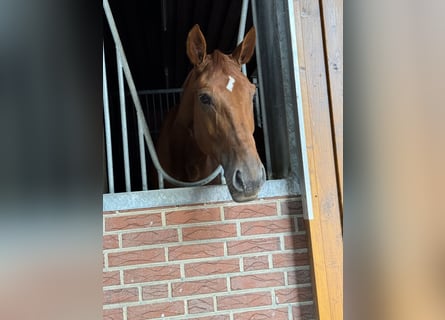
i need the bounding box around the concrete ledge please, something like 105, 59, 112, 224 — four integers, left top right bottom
103, 179, 300, 211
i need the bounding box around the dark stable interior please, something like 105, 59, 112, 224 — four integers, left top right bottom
104, 0, 265, 192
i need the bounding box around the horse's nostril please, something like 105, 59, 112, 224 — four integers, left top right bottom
233, 169, 245, 192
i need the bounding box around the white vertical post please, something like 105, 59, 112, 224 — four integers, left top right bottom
157, 170, 164, 189
237, 0, 249, 75
103, 46, 115, 193
117, 47, 131, 192
138, 116, 148, 191
286, 0, 314, 219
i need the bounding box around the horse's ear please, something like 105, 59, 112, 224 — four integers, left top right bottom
232, 27, 256, 65
187, 24, 207, 66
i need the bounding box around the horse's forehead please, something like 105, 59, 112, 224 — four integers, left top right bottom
199, 68, 252, 93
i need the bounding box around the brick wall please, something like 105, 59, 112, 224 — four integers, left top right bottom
103, 197, 316, 320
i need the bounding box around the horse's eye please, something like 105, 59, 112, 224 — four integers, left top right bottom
199, 93, 212, 105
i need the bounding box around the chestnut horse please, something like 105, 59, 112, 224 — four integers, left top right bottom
156, 25, 265, 202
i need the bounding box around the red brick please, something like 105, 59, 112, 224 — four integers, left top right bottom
103, 235, 119, 249
243, 256, 270, 271
166, 208, 220, 225
287, 269, 312, 285
187, 297, 214, 314
297, 217, 306, 231
172, 278, 227, 297
108, 248, 164, 267
105, 213, 162, 231
292, 304, 316, 320
127, 301, 184, 319
241, 218, 295, 235
103, 271, 120, 287
231, 272, 284, 290
142, 284, 168, 300
234, 308, 288, 320
169, 242, 224, 261
187, 316, 230, 320
280, 200, 303, 215
124, 265, 181, 284
275, 286, 313, 304
224, 203, 277, 219
122, 229, 178, 247
273, 252, 310, 268
284, 234, 308, 250
227, 238, 280, 255
183, 223, 237, 241
103, 288, 138, 305
217, 292, 272, 310
185, 258, 239, 277
103, 308, 123, 320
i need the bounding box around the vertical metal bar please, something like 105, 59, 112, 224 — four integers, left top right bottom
166, 92, 170, 114
252, 77, 262, 127
251, 0, 272, 179
161, 0, 168, 32
117, 46, 131, 192
103, 46, 115, 193
138, 117, 148, 191
157, 93, 162, 133
144, 94, 148, 115
237, 0, 249, 75
157, 170, 164, 189
172, 92, 177, 106
220, 167, 226, 185
151, 94, 155, 119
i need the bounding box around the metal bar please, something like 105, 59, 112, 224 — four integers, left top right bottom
151, 94, 155, 115
157, 169, 164, 189
144, 95, 148, 115
237, 0, 249, 75
103, 46, 115, 193
251, 0, 272, 179
137, 88, 183, 95
116, 46, 131, 191
286, 0, 314, 219
220, 167, 226, 185
103, 0, 223, 188
155, 93, 160, 133
138, 116, 148, 191
252, 77, 262, 127
166, 92, 170, 116
161, 0, 167, 32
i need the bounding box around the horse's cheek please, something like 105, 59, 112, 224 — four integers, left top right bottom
206, 120, 216, 137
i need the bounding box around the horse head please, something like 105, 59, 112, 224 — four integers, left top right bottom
185, 25, 266, 202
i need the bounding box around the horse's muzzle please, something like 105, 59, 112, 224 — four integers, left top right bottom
226, 162, 266, 202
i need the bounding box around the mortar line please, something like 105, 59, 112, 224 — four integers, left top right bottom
220, 206, 225, 221
276, 199, 282, 216
161, 211, 166, 226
